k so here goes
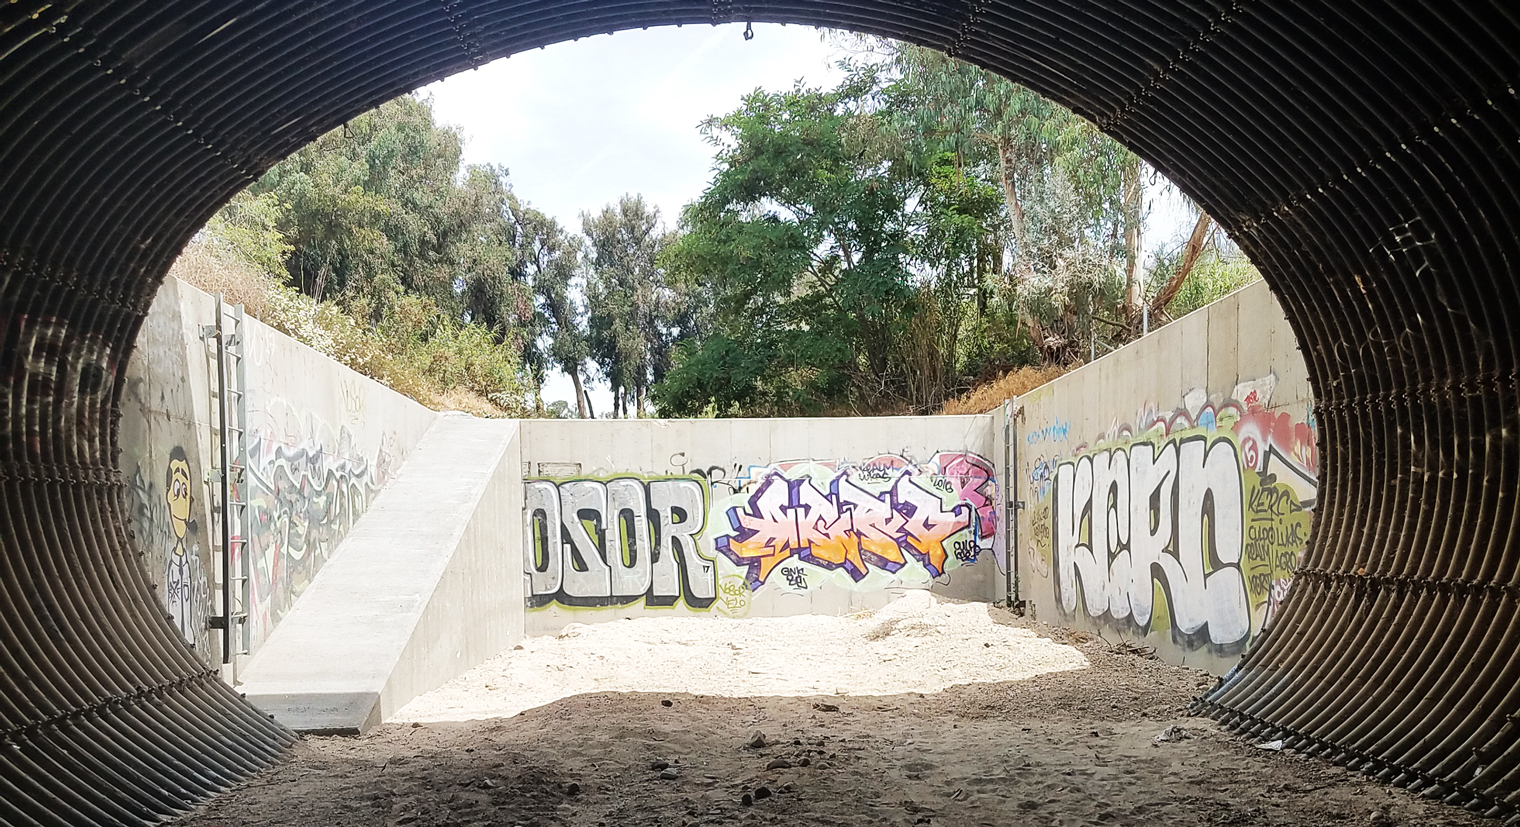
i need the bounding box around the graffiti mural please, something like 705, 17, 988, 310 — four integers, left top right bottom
128, 447, 209, 656
244, 418, 393, 643
524, 451, 1000, 614
163, 447, 198, 641
524, 476, 716, 609
1036, 376, 1317, 653
713, 452, 998, 591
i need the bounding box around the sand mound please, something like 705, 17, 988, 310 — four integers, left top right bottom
395, 593, 1088, 723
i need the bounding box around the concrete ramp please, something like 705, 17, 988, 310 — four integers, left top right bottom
239, 413, 523, 734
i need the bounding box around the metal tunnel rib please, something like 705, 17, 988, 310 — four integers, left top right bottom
0, 1, 1518, 824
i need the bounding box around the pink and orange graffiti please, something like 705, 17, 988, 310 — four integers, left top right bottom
715, 453, 997, 590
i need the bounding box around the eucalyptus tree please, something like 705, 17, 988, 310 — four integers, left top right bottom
656, 75, 1008, 417
249, 94, 533, 330
582, 195, 676, 417
512, 203, 592, 418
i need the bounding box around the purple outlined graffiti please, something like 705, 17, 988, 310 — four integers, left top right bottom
713, 452, 998, 591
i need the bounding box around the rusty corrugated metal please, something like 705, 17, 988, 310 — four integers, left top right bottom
0, 1, 1516, 823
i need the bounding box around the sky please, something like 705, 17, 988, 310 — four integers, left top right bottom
421, 24, 1193, 414
425, 24, 845, 245
424, 23, 846, 413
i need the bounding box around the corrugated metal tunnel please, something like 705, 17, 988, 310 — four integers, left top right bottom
1, 1, 1516, 823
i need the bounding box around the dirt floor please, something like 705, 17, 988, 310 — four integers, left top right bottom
179, 599, 1490, 827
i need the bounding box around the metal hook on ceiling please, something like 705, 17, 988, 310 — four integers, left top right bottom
743, 21, 754, 40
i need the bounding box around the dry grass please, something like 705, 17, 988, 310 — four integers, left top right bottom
167, 241, 520, 418
168, 242, 279, 319
432, 387, 511, 418
939, 365, 1068, 415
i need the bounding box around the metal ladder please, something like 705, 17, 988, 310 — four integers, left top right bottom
203, 297, 251, 666
1003, 398, 1025, 613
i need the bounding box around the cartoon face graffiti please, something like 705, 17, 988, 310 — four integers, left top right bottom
166, 447, 192, 543
162, 446, 201, 648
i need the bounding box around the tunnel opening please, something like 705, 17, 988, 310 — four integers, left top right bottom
1, 1, 1518, 824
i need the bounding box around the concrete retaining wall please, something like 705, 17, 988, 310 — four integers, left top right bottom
1014, 280, 1316, 674
125, 274, 1309, 688
120, 275, 437, 666
120, 276, 223, 660
518, 416, 1005, 636
239, 416, 522, 733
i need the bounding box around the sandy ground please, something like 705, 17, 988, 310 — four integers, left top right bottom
394, 591, 1090, 722
179, 597, 1488, 827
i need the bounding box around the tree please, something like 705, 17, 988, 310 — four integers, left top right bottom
582, 195, 676, 417
659, 78, 964, 416
249, 95, 533, 332
513, 202, 592, 418
861, 41, 1154, 351
192, 93, 539, 416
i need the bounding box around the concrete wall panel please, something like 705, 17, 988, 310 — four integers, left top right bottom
519, 416, 1002, 635
119, 277, 221, 661
1015, 280, 1315, 674
121, 276, 438, 667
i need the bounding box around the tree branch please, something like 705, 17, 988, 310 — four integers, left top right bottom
1149, 212, 1215, 314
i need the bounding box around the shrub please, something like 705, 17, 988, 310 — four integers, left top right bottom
169, 239, 532, 417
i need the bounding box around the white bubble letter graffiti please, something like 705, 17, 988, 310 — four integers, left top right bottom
1090, 449, 1132, 619
1175, 437, 1249, 645
559, 480, 611, 599
524, 480, 562, 596
1055, 456, 1098, 615
606, 478, 653, 599
1126, 440, 1176, 627
649, 478, 715, 602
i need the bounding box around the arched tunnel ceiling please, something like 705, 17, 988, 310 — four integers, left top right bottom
1, 1, 1517, 823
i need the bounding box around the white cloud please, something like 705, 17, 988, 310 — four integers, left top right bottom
425, 23, 843, 236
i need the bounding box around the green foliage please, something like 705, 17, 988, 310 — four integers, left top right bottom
658, 79, 929, 416
654, 40, 1249, 416
248, 95, 534, 341
184, 54, 1255, 423
512, 203, 590, 414
583, 195, 686, 417
203, 190, 293, 276
1149, 244, 1263, 319
189, 94, 538, 416
375, 294, 533, 408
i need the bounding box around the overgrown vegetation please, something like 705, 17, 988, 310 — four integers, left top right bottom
652, 40, 1260, 417
182, 40, 1259, 419
172, 234, 532, 417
